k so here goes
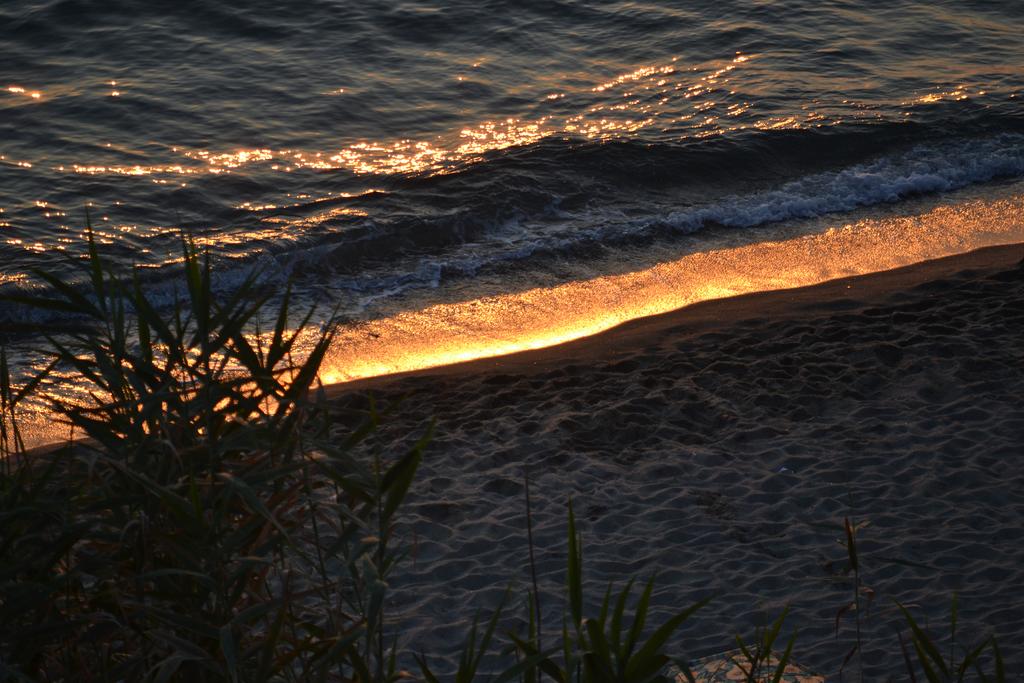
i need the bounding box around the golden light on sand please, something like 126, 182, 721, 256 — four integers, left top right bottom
319, 187, 1024, 385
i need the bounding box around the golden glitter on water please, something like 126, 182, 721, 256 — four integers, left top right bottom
317, 187, 1024, 385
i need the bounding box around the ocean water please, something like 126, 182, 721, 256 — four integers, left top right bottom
2, 0, 1023, 373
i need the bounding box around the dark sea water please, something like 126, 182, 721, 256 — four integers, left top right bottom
3, 0, 1023, 329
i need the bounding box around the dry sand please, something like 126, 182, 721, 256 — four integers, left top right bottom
327, 243, 1024, 679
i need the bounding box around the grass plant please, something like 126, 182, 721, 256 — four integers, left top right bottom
834, 516, 873, 682
0, 224, 434, 681
723, 608, 796, 683
510, 499, 709, 683
897, 599, 1006, 683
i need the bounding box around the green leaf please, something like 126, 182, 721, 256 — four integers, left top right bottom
897, 601, 951, 679
255, 601, 289, 683
611, 577, 634, 660
493, 646, 560, 683
415, 653, 442, 683
146, 609, 220, 642
671, 657, 698, 683
762, 606, 790, 656
769, 630, 797, 683
218, 472, 292, 543
150, 655, 193, 683
585, 617, 612, 674
844, 517, 858, 573
266, 281, 293, 369
461, 590, 509, 683
957, 636, 994, 682
582, 651, 618, 683
598, 582, 612, 628
380, 429, 428, 525
898, 631, 919, 683
508, 633, 566, 683
567, 498, 583, 630
624, 596, 709, 682
219, 625, 239, 683
140, 568, 216, 589
993, 637, 1005, 683
912, 635, 945, 683
84, 211, 106, 305
0, 293, 86, 315
625, 577, 654, 662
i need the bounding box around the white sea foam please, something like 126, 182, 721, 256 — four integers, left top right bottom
660, 134, 1024, 231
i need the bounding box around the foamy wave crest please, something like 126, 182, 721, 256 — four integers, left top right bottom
659, 133, 1024, 231
293, 133, 1024, 308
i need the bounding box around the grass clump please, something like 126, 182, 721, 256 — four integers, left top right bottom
509, 499, 708, 683
897, 598, 1006, 683
0, 226, 431, 681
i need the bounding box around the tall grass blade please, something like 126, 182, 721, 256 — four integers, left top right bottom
567, 498, 583, 631
381, 429, 429, 526
897, 602, 951, 679
625, 578, 654, 662
610, 577, 635, 660
623, 595, 709, 682
844, 517, 858, 573
524, 467, 543, 653
898, 631, 919, 683
992, 638, 1005, 683
769, 630, 796, 683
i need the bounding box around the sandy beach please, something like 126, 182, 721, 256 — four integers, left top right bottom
327, 243, 1024, 679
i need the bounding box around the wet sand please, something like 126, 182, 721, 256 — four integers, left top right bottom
327, 243, 1024, 679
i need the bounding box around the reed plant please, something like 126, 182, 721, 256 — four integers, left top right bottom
828, 516, 1006, 683
834, 516, 873, 682
897, 599, 1006, 683
0, 224, 434, 681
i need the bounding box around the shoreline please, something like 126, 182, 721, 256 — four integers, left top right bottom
318, 184, 1024, 387
326, 241, 1024, 400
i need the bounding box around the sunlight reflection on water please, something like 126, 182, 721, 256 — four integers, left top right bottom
318, 186, 1024, 385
